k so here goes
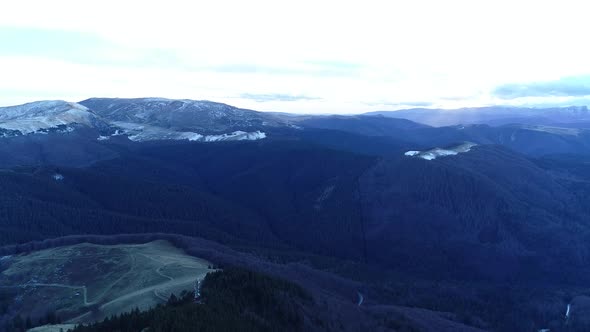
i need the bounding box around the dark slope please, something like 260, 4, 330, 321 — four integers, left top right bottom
300, 115, 429, 137
89, 140, 377, 260
360, 145, 590, 283
0, 139, 378, 262
4, 139, 590, 284
0, 167, 248, 246
271, 127, 414, 156
0, 128, 119, 168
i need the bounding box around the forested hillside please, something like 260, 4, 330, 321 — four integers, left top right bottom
70, 268, 315, 332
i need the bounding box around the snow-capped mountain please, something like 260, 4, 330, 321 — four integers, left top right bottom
0, 98, 280, 142
79, 98, 284, 133
0, 100, 108, 136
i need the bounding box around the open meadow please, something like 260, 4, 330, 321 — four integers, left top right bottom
0, 240, 212, 326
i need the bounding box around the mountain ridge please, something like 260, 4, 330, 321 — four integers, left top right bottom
366, 105, 590, 127
0, 98, 277, 143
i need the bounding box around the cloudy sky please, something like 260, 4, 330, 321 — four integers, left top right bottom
1, 0, 590, 113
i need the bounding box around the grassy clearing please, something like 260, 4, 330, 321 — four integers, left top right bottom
27, 324, 77, 332
0, 240, 212, 326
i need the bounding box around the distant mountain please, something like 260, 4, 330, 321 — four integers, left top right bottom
402, 124, 590, 156
366, 105, 590, 127
298, 114, 429, 137
0, 100, 110, 136
297, 113, 590, 157
79, 97, 288, 134
0, 98, 283, 144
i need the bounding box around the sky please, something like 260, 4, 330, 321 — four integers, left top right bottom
1, 0, 590, 114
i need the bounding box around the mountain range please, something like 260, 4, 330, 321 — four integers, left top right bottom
366, 105, 590, 127
2, 98, 590, 331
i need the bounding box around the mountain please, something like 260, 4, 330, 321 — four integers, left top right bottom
361, 144, 590, 281
6, 99, 590, 159
296, 113, 590, 157
367, 105, 590, 127
0, 99, 422, 168
402, 124, 590, 156
79, 97, 285, 133
0, 100, 109, 137
4, 98, 590, 330
0, 98, 279, 146
298, 114, 429, 137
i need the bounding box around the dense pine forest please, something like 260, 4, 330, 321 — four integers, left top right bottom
70, 268, 314, 332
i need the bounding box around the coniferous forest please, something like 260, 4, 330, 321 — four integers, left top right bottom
70, 268, 313, 332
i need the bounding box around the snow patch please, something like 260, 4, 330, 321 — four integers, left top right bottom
111, 121, 266, 142
183, 133, 204, 141
204, 131, 266, 142
404, 142, 476, 160
97, 135, 110, 141
53, 174, 64, 181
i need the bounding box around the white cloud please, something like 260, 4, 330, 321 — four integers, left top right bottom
1, 0, 590, 112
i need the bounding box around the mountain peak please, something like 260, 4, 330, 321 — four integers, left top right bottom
78, 97, 279, 134
0, 100, 97, 135
0, 100, 88, 119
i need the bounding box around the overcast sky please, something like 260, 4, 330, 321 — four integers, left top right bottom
1, 0, 590, 113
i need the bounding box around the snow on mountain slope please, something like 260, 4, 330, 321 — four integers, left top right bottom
111, 121, 266, 142
0, 99, 269, 143
203, 130, 266, 141
79, 97, 284, 133
0, 100, 88, 119
405, 142, 476, 160
0, 101, 101, 135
